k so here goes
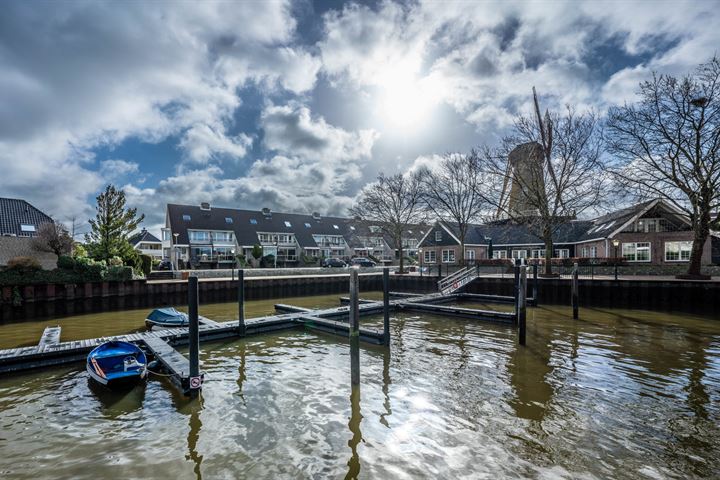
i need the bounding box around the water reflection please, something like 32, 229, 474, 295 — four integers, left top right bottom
236, 341, 247, 406
380, 349, 392, 428
87, 379, 146, 418
345, 385, 363, 480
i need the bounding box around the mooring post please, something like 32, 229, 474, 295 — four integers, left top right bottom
572, 262, 579, 319
532, 263, 539, 306
382, 267, 390, 347
513, 260, 520, 324
349, 269, 360, 385
518, 266, 527, 345
238, 269, 246, 336
188, 275, 201, 397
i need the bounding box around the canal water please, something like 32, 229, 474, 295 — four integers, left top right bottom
0, 295, 718, 479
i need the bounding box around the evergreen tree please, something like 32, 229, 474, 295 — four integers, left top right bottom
85, 185, 145, 263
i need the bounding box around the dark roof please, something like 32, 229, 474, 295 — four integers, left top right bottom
575, 199, 657, 241
168, 204, 358, 248
129, 229, 161, 246
0, 236, 58, 269
0, 198, 54, 237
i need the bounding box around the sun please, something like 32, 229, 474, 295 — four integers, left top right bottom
375, 64, 440, 129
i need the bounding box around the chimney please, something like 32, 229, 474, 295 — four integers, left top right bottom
200, 202, 211, 211
312, 211, 321, 221
262, 207, 272, 218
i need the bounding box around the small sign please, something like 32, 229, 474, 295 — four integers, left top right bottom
189, 376, 202, 389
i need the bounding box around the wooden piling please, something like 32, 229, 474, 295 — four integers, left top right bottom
382, 267, 390, 347
238, 269, 246, 336
572, 263, 579, 319
532, 264, 539, 306
513, 262, 520, 325
349, 269, 360, 385
188, 276, 201, 397
518, 266, 527, 345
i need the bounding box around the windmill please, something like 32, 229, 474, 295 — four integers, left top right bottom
496, 87, 552, 219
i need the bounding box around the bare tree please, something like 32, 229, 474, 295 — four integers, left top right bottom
418, 150, 487, 265
33, 222, 73, 257
350, 172, 426, 273
606, 57, 720, 278
481, 89, 605, 275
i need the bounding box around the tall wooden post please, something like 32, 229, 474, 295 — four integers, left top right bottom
349, 269, 360, 385
513, 260, 520, 325
518, 266, 527, 345
382, 267, 390, 347
572, 263, 579, 319
238, 269, 246, 336
188, 276, 201, 397
532, 264, 539, 306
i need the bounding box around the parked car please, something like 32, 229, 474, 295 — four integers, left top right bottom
322, 258, 347, 268
156, 260, 175, 271
350, 258, 376, 268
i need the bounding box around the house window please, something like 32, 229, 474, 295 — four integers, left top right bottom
435, 231, 442, 242
511, 250, 527, 259
665, 241, 692, 261
581, 247, 588, 257
250, 218, 258, 225
162, 230, 171, 241
333, 224, 339, 230
225, 217, 233, 224
493, 250, 507, 259
284, 221, 292, 227
465, 249, 475, 260
20, 224, 36, 233
424, 250, 436, 263
554, 249, 570, 258
442, 249, 456, 263
304, 223, 311, 228
350, 226, 356, 231
532, 250, 545, 258
590, 246, 597, 258
623, 242, 651, 262
188, 231, 210, 243
182, 214, 191, 221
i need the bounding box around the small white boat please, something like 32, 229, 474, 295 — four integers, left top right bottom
145, 307, 189, 330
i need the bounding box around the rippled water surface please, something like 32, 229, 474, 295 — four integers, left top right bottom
0, 295, 719, 479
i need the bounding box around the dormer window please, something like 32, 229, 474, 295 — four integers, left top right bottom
284, 221, 292, 227
304, 223, 311, 228
350, 226, 355, 231
225, 217, 233, 224
250, 219, 258, 225
182, 215, 191, 221
333, 224, 339, 230
20, 224, 36, 232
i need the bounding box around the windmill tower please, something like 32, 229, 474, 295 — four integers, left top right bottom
496, 142, 545, 218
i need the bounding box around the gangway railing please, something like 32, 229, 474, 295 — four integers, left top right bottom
438, 266, 480, 295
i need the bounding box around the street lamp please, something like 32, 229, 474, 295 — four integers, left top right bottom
173, 232, 179, 270
231, 247, 236, 281
612, 238, 620, 281
274, 236, 279, 269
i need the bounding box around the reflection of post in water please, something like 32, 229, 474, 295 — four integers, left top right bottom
380, 349, 392, 428
185, 398, 204, 480
349, 270, 360, 386
236, 341, 247, 406
507, 336, 555, 422
345, 385, 363, 480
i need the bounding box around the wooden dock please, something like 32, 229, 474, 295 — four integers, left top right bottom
0, 286, 520, 376
144, 336, 201, 395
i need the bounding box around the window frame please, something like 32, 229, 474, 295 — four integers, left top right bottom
622, 242, 652, 262
664, 241, 692, 262
441, 249, 456, 263
435, 231, 442, 242
423, 250, 436, 263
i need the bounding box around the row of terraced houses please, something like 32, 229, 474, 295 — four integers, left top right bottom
155, 199, 720, 269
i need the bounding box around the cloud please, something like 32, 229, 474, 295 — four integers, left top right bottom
0, 1, 320, 221
100, 159, 139, 178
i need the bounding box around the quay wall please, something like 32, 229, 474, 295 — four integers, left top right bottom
2, 274, 719, 322
466, 277, 720, 316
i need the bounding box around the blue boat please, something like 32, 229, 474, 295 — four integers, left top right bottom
86, 341, 147, 388
145, 307, 189, 330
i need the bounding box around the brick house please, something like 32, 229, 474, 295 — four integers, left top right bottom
418, 199, 719, 266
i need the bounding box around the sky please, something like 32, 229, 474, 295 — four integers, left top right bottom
1, 0, 719, 235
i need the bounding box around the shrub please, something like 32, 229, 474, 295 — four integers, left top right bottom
72, 244, 88, 258
6, 256, 42, 272
109, 256, 124, 266
57, 255, 76, 270
260, 254, 275, 268
139, 254, 152, 276
251, 244, 263, 260
104, 265, 134, 281
74, 256, 107, 281
236, 254, 249, 268
301, 254, 318, 266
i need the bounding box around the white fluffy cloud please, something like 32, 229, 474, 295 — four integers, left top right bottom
0, 1, 319, 222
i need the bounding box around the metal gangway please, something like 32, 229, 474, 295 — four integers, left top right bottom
438, 266, 481, 295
